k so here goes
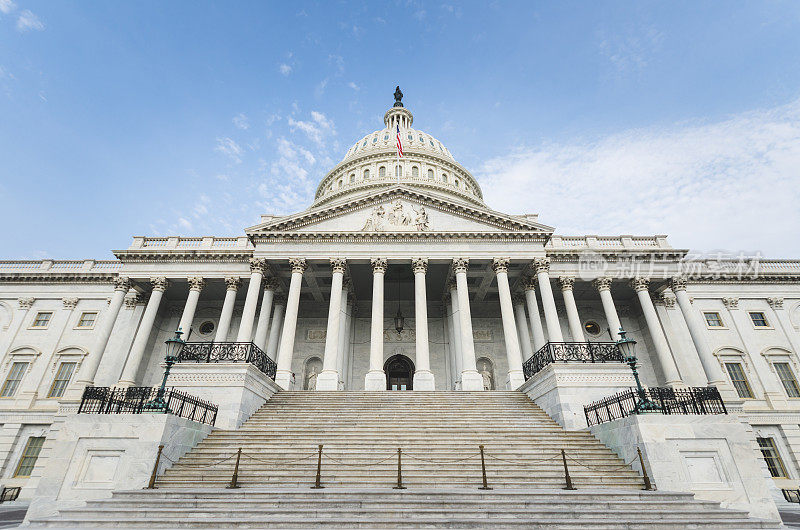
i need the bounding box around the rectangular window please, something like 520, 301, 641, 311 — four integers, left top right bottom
775, 362, 800, 398
0, 362, 28, 398
749, 312, 769, 327
31, 312, 52, 328
757, 437, 789, 478
13, 437, 45, 477
704, 312, 724, 327
47, 362, 77, 398
725, 362, 754, 399
76, 312, 97, 328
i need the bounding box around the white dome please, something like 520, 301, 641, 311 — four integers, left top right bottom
312, 92, 483, 208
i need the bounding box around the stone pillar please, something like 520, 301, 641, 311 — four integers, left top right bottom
513, 295, 533, 360
365, 258, 387, 391
768, 298, 800, 357
275, 259, 306, 390
632, 277, 682, 387
214, 277, 241, 343
236, 259, 268, 343
454, 258, 482, 391
317, 259, 346, 391
593, 277, 622, 341
671, 277, 727, 387
265, 296, 285, 361
177, 277, 204, 340
118, 277, 168, 387
534, 258, 564, 342
559, 277, 585, 342
412, 258, 435, 390
493, 258, 525, 389
336, 284, 350, 389
447, 287, 463, 389
523, 278, 547, 350
252, 278, 277, 351
342, 302, 355, 389
73, 277, 130, 388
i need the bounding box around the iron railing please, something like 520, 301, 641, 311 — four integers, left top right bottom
584, 386, 727, 426
77, 386, 218, 426
783, 489, 800, 503
0, 487, 20, 503
522, 342, 624, 380
179, 341, 276, 380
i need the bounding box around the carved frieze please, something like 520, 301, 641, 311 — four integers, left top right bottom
361, 200, 430, 232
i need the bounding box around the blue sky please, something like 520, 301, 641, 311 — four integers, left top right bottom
2, 1, 800, 259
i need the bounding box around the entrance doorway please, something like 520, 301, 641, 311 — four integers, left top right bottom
384, 354, 414, 390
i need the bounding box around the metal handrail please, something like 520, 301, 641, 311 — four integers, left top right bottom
523, 341, 624, 380
584, 386, 727, 426
78, 386, 218, 426
179, 341, 277, 380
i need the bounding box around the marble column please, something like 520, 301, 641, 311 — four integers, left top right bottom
253, 278, 277, 351
214, 277, 241, 343
236, 258, 268, 343
74, 277, 130, 388
523, 278, 547, 350
671, 276, 727, 387
317, 258, 346, 390
513, 295, 533, 361
447, 281, 463, 387
593, 277, 622, 341
412, 258, 435, 390
534, 258, 564, 343
118, 277, 168, 387
336, 284, 350, 389
275, 258, 306, 390
632, 277, 682, 386
365, 258, 388, 390
177, 277, 204, 340
454, 258, 482, 390
265, 295, 285, 360
559, 277, 585, 342
493, 258, 524, 389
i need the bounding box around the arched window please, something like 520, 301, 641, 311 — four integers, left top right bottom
384, 134, 389, 141
395, 165, 402, 177
363, 168, 370, 180
477, 358, 495, 390
412, 166, 419, 178
427, 169, 434, 180
337, 179, 343, 188
303, 357, 323, 390
349, 174, 355, 184
442, 173, 448, 183
407, 133, 413, 141
379, 166, 386, 178
372, 137, 377, 144
454, 178, 460, 188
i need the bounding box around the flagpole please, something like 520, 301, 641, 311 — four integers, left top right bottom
396, 122, 400, 184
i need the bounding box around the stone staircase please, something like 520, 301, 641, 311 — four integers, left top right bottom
30, 391, 782, 528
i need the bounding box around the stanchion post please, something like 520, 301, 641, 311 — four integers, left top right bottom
227, 447, 242, 489
312, 444, 325, 489
637, 447, 653, 491
478, 445, 492, 490
146, 444, 164, 489
561, 449, 575, 490
393, 447, 406, 490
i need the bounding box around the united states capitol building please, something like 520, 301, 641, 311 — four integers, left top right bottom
1, 89, 799, 527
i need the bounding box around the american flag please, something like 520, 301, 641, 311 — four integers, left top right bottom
396, 124, 403, 157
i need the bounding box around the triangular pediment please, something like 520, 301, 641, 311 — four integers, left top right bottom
247, 186, 553, 239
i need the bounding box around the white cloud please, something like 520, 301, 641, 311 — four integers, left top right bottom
177, 217, 192, 230
279, 63, 292, 76
328, 54, 344, 75
348, 81, 360, 91
287, 111, 335, 147
214, 137, 243, 163
477, 98, 800, 256
0, 0, 16, 14
314, 78, 328, 98
232, 113, 249, 130
16, 9, 43, 32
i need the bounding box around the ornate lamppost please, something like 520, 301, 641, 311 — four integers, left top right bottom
616, 327, 659, 413
144, 328, 186, 412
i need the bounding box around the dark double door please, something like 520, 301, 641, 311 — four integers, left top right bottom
385, 355, 414, 390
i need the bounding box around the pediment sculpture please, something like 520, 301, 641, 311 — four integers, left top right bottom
362, 200, 430, 232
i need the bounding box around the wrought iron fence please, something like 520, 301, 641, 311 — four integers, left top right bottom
179, 341, 277, 380
78, 386, 218, 426
522, 342, 624, 380
783, 489, 800, 503
584, 386, 727, 426
0, 487, 20, 503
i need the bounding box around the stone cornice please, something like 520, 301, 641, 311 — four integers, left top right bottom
0, 273, 120, 284
112, 250, 253, 263
252, 231, 550, 243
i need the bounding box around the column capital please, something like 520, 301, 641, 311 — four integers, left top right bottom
670, 275, 688, 292
249, 257, 269, 274
452, 257, 469, 274
533, 257, 550, 274
522, 276, 537, 292
18, 297, 35, 309
630, 277, 650, 292
592, 277, 612, 293
412, 257, 428, 274
442, 292, 451, 304
446, 278, 458, 291
330, 258, 347, 274
768, 297, 784, 310
224, 277, 242, 291
263, 277, 279, 291
273, 293, 287, 305
722, 297, 739, 310
151, 277, 169, 292
512, 293, 526, 305
659, 292, 677, 309
113, 276, 131, 292
370, 257, 388, 273
289, 258, 307, 274
558, 276, 575, 291
188, 276, 205, 292
62, 297, 79, 309
491, 257, 510, 274
342, 277, 353, 292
